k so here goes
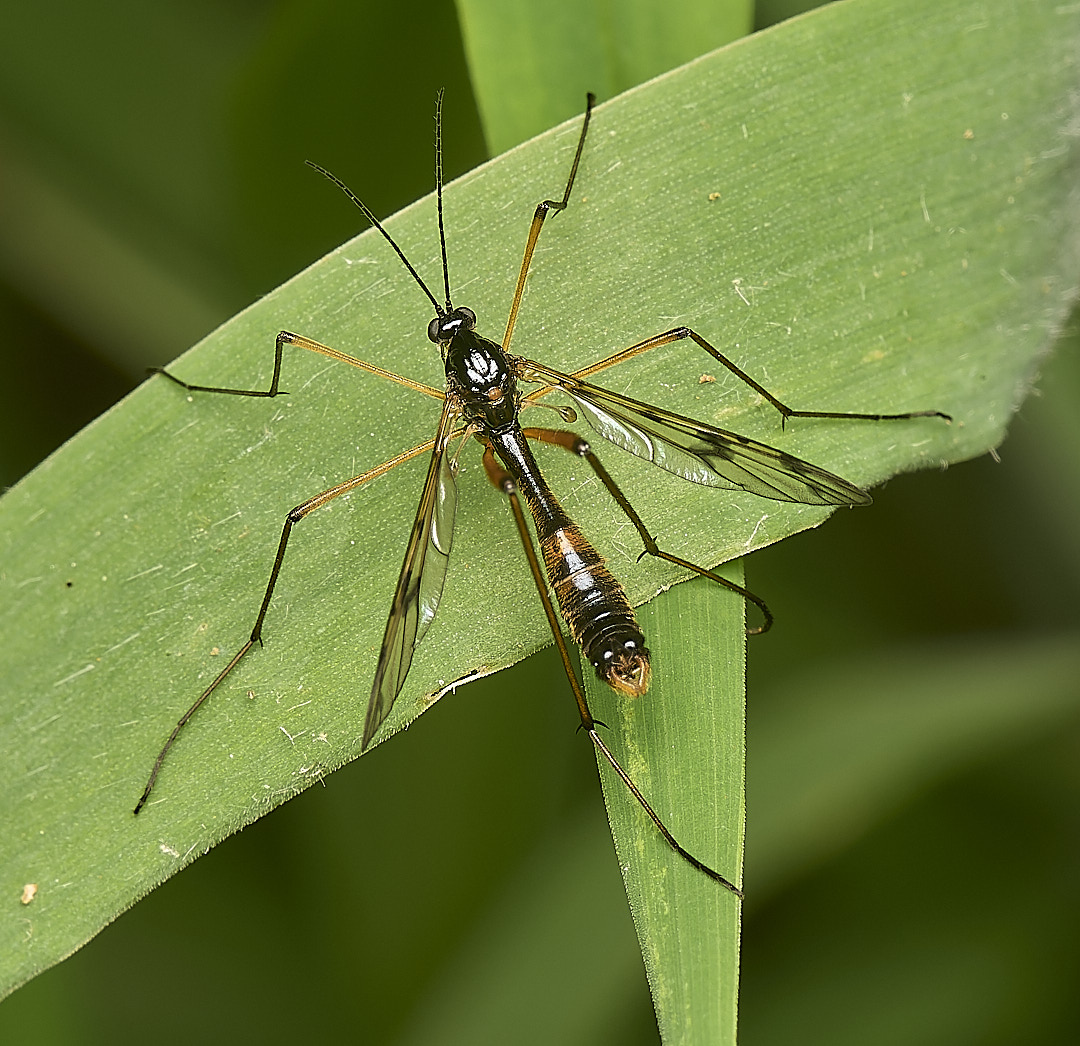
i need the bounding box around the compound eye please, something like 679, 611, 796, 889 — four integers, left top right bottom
458, 307, 476, 328
427, 316, 442, 343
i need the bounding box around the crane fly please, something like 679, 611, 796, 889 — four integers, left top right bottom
134, 94, 949, 895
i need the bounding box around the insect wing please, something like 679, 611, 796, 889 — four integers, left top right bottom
527, 362, 871, 507
363, 402, 459, 747
415, 450, 457, 646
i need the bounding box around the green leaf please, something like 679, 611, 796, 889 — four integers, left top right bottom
456, 0, 753, 151
586, 574, 746, 1044
1, 7, 1077, 1042
737, 338, 1080, 1043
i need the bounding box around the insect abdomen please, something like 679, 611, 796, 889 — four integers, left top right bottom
488, 424, 651, 697
540, 523, 650, 697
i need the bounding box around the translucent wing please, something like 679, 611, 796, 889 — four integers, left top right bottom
524, 361, 872, 506
362, 400, 460, 748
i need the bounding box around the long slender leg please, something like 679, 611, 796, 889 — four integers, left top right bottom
153, 330, 446, 403
524, 427, 773, 634
479, 442, 742, 896
531, 326, 951, 425
501, 94, 595, 353
134, 434, 448, 814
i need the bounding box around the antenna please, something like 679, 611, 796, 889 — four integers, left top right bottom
434, 89, 453, 314
305, 159, 445, 317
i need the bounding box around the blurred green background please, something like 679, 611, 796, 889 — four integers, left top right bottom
2, 1, 1078, 1043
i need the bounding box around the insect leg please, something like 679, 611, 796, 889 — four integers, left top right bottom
501, 93, 595, 354
523, 427, 773, 634
479, 441, 743, 896
133, 435, 443, 814
152, 330, 446, 402
559, 327, 951, 426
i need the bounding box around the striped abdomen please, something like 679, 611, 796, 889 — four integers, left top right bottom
490, 426, 650, 696
540, 520, 650, 696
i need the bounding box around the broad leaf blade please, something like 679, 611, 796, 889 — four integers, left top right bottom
1, 0, 1077, 1014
